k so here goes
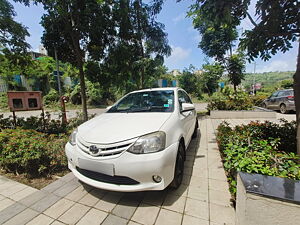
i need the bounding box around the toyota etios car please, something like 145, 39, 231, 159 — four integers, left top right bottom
65, 87, 198, 191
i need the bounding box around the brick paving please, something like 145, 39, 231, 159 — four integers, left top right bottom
0, 116, 261, 225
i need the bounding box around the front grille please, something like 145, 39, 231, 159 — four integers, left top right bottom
76, 167, 139, 185
77, 137, 135, 157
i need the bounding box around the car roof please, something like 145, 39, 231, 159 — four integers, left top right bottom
130, 87, 180, 93
278, 89, 293, 92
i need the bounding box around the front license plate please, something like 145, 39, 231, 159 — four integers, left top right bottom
78, 158, 114, 176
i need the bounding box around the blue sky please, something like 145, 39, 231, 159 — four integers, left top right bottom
10, 0, 298, 73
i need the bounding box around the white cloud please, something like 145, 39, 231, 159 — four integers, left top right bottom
172, 13, 186, 24
250, 59, 297, 73
166, 46, 191, 64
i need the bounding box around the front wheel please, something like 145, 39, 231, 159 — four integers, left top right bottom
262, 103, 267, 108
170, 144, 184, 189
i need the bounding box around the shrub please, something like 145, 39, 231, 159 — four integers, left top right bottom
44, 89, 60, 105
216, 120, 300, 199
70, 80, 103, 105
0, 111, 96, 135
0, 113, 67, 134
250, 94, 268, 106
207, 87, 254, 111
0, 128, 68, 177
0, 93, 8, 111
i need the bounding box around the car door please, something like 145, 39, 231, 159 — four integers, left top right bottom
178, 90, 195, 146
275, 91, 286, 110
267, 91, 279, 109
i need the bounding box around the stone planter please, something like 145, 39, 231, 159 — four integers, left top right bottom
236, 172, 300, 225
210, 107, 276, 119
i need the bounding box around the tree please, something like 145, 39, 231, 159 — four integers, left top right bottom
188, 0, 246, 90
188, 0, 241, 60
279, 79, 293, 89
0, 0, 29, 53
38, 0, 115, 121
200, 62, 224, 95
189, 0, 300, 154
226, 53, 245, 91
178, 65, 199, 96
0, 0, 32, 88
98, 0, 170, 92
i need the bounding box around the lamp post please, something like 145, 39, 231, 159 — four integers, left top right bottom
252, 62, 256, 95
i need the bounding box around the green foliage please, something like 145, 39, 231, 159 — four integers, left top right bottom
207, 87, 254, 111
251, 94, 268, 106
200, 62, 224, 95
217, 120, 300, 197
188, 0, 240, 60
242, 71, 294, 94
239, 0, 299, 61
0, 128, 67, 177
98, 0, 171, 90
70, 80, 104, 105
279, 79, 293, 89
226, 53, 246, 90
178, 65, 201, 98
0, 93, 8, 111
0, 0, 29, 53
0, 113, 67, 134
43, 89, 59, 105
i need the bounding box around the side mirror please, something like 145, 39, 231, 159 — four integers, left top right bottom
106, 106, 112, 110
181, 103, 195, 112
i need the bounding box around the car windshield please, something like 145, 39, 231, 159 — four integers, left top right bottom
107, 90, 175, 113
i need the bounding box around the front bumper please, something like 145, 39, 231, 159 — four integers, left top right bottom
65, 141, 178, 192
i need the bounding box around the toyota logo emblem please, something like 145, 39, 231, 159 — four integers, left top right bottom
89, 145, 100, 155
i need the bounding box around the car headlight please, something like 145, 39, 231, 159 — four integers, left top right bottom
127, 131, 166, 154
69, 129, 78, 146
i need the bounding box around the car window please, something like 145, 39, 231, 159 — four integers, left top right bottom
178, 90, 193, 110
108, 90, 174, 113
277, 91, 286, 97
287, 90, 294, 96
271, 91, 279, 98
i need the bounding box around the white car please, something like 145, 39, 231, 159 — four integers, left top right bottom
65, 87, 198, 192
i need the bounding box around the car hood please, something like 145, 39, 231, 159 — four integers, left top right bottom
78, 112, 172, 144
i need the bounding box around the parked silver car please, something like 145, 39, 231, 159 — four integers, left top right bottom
262, 89, 295, 114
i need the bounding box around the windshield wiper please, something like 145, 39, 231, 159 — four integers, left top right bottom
127, 106, 166, 113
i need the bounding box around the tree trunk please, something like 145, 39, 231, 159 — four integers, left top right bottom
135, 0, 145, 89
78, 62, 88, 121
293, 40, 300, 155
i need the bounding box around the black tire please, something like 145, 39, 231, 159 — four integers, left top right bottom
280, 104, 288, 114
170, 144, 184, 189
192, 119, 199, 139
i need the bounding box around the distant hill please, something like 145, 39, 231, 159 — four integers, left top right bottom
242, 71, 294, 89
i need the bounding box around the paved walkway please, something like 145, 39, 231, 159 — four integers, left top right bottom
0, 117, 248, 225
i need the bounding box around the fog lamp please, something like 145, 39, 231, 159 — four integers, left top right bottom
152, 175, 162, 183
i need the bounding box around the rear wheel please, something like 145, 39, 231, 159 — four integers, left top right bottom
280, 104, 288, 114
170, 144, 184, 189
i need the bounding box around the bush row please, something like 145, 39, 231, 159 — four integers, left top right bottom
0, 112, 94, 134
0, 129, 68, 177
0, 112, 95, 177
216, 120, 300, 200
207, 87, 268, 111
